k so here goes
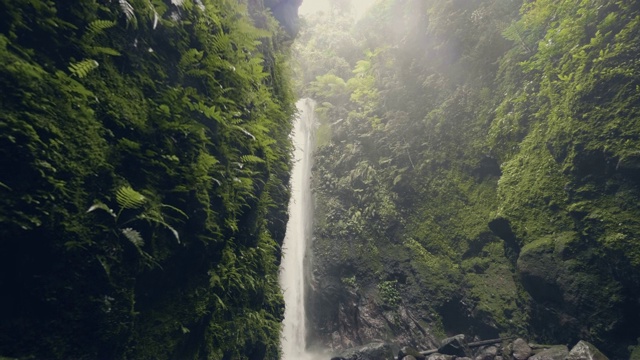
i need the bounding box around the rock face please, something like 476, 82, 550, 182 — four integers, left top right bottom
307, 278, 439, 353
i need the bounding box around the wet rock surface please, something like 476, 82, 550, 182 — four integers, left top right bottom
328, 335, 611, 360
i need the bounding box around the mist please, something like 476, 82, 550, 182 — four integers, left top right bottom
287, 0, 640, 358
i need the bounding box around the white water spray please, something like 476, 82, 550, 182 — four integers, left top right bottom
279, 99, 317, 360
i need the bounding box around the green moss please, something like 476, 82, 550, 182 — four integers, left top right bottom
0, 0, 295, 359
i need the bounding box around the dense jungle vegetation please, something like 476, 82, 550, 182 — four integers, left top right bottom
297, 0, 640, 358
0, 0, 299, 359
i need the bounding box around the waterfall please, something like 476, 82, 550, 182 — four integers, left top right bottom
279, 98, 316, 360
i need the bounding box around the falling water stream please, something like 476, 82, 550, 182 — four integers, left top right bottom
279, 99, 317, 360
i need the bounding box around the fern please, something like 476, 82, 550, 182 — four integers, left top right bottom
148, 0, 160, 29
119, 0, 137, 26
68, 59, 99, 78
211, 33, 231, 54
179, 48, 204, 70
121, 227, 144, 247
160, 204, 189, 219
502, 21, 532, 54
115, 186, 146, 209
240, 155, 264, 164
88, 46, 121, 57
234, 125, 256, 140
141, 214, 181, 243
86, 202, 116, 217
87, 20, 116, 35
0, 181, 11, 191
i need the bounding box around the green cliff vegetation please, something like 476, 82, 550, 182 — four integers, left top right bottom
297, 0, 640, 357
0, 0, 297, 359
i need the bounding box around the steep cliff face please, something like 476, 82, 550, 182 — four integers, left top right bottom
0, 1, 296, 359
295, 0, 640, 358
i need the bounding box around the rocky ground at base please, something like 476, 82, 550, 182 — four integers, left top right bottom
330, 334, 615, 360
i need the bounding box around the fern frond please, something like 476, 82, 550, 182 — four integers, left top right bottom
502, 21, 532, 53
121, 227, 144, 247
148, 0, 159, 29
87, 20, 117, 35
68, 59, 99, 78
87, 202, 116, 217
160, 204, 189, 219
234, 125, 256, 140
119, 0, 137, 26
141, 214, 181, 244
211, 33, 231, 53
240, 155, 264, 164
179, 48, 204, 68
115, 186, 146, 209
89, 46, 121, 56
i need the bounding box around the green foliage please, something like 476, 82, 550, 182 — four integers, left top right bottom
115, 185, 146, 209
121, 227, 144, 247
302, 0, 640, 355
87, 19, 117, 35
377, 280, 401, 308
68, 59, 99, 78
0, 0, 295, 359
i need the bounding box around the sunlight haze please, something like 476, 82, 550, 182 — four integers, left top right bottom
298, 0, 377, 19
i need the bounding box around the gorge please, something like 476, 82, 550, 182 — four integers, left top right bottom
1, 0, 640, 359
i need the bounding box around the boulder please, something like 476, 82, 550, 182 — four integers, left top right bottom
438, 334, 471, 357
333, 342, 394, 360
398, 346, 424, 360
475, 345, 498, 360
566, 340, 608, 360
529, 345, 569, 360
427, 355, 454, 360
401, 357, 417, 360
511, 338, 532, 360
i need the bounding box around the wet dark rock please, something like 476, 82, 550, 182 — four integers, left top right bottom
529, 345, 569, 360
333, 342, 394, 360
566, 340, 609, 360
438, 334, 471, 357
511, 338, 532, 360
308, 280, 438, 353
